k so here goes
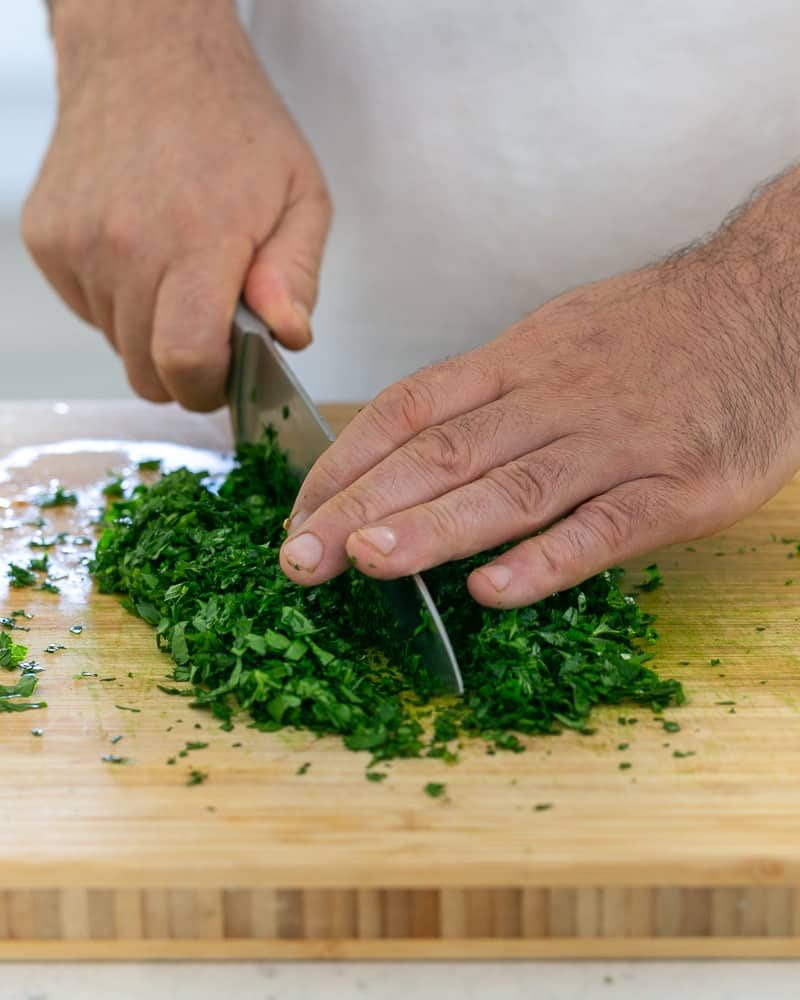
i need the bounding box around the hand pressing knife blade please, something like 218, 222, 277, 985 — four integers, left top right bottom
227, 301, 464, 695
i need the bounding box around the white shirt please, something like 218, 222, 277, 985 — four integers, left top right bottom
243, 0, 800, 400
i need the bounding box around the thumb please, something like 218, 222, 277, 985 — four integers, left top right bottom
243, 190, 332, 351
151, 238, 253, 412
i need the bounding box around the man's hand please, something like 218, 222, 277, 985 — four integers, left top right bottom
280, 171, 800, 606
23, 0, 331, 411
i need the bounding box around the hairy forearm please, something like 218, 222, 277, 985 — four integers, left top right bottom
653, 163, 800, 478
671, 164, 800, 340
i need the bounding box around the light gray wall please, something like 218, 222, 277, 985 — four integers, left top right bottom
0, 2, 55, 216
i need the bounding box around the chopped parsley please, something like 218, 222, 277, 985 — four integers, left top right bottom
0, 669, 46, 713
91, 429, 684, 767
7, 556, 60, 592
102, 477, 126, 499
37, 484, 78, 508
0, 632, 27, 670
7, 563, 37, 588
635, 564, 663, 592
0, 616, 27, 631
29, 533, 66, 549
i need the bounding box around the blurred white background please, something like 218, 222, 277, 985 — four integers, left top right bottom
0, 2, 52, 214
1, 5, 799, 996
0, 1, 131, 397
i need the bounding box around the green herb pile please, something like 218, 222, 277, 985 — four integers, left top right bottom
91, 431, 683, 764
0, 632, 46, 712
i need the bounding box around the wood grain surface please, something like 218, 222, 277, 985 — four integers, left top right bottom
0, 399, 799, 959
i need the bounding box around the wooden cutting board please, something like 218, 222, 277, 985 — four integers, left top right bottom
1, 399, 800, 960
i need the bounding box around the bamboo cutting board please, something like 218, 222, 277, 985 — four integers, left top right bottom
0, 399, 800, 960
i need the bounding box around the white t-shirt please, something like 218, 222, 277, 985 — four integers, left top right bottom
243, 0, 800, 400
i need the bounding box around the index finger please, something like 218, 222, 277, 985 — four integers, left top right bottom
287, 347, 504, 526
151, 238, 254, 412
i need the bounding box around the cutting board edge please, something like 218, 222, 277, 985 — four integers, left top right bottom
1, 937, 799, 961
0, 855, 797, 890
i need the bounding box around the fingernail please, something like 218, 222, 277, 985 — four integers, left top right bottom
478, 565, 512, 592
282, 532, 323, 572
293, 301, 313, 344
282, 510, 307, 534
356, 526, 397, 556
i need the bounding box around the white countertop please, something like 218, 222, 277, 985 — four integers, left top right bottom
4, 961, 800, 999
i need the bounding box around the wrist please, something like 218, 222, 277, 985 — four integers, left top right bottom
49, 0, 240, 96
710, 171, 799, 325
660, 176, 800, 361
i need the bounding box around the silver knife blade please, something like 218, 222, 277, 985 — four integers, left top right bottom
227, 301, 464, 696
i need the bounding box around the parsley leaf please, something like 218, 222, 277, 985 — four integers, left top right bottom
37, 484, 78, 508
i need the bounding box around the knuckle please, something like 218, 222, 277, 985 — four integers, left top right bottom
102, 204, 142, 256
156, 262, 227, 341
62, 218, 96, 261
535, 537, 563, 579
419, 500, 461, 541
150, 342, 187, 378
152, 340, 217, 382
125, 364, 169, 404
412, 423, 475, 480
288, 248, 321, 301
332, 485, 376, 526
20, 194, 66, 263
484, 458, 551, 517
573, 491, 647, 553
370, 378, 437, 438
298, 455, 348, 505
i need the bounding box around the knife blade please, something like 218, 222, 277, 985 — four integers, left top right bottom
227, 301, 464, 696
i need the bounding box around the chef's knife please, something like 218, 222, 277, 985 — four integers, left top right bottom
227, 301, 464, 696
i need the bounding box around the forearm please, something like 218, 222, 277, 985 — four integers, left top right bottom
670, 163, 800, 352
44, 0, 243, 95
647, 162, 800, 482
